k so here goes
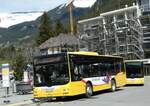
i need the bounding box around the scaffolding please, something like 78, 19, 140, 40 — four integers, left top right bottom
78, 4, 144, 60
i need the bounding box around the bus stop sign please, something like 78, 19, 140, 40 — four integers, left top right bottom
2, 64, 10, 87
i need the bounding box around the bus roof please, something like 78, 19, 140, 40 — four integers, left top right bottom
68, 52, 123, 59
34, 52, 123, 59
33, 53, 66, 59
68, 52, 99, 56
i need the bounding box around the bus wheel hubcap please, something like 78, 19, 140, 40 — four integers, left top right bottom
112, 84, 115, 91
87, 85, 92, 95
111, 81, 116, 91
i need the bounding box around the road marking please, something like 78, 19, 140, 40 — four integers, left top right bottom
5, 100, 33, 106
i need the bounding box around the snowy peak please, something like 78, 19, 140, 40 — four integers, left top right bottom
0, 12, 43, 28
58, 4, 67, 10
73, 0, 97, 8
57, 0, 96, 9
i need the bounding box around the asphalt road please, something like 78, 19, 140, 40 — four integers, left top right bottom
1, 76, 150, 106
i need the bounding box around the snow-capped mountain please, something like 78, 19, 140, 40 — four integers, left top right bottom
0, 0, 96, 28
0, 12, 43, 28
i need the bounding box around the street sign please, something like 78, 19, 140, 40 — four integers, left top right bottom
2, 64, 10, 87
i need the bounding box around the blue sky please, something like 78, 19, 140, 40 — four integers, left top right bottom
0, 0, 67, 12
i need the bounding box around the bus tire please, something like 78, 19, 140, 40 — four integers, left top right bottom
111, 79, 116, 92
85, 82, 93, 98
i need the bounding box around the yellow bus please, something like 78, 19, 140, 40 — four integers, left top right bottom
125, 60, 144, 85
33, 52, 126, 100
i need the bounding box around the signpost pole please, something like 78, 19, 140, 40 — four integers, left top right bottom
2, 63, 10, 102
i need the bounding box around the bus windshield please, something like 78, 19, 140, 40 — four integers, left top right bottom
33, 54, 69, 87
126, 62, 143, 78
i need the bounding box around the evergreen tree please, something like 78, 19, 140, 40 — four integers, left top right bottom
55, 20, 65, 36
0, 45, 16, 60
12, 49, 27, 81
35, 12, 54, 46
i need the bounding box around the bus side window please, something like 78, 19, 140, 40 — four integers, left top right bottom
99, 63, 107, 76
97, 64, 101, 76
71, 65, 82, 81
82, 65, 90, 78
90, 64, 99, 77
115, 62, 121, 73
110, 62, 115, 75
121, 62, 125, 73
115, 62, 124, 73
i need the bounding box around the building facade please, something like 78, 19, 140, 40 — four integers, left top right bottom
78, 4, 144, 60
138, 0, 150, 58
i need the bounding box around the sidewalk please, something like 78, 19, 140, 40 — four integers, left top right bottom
0, 88, 33, 106
0, 88, 13, 98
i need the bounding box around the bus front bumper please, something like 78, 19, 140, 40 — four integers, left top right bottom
126, 78, 144, 85
33, 87, 70, 99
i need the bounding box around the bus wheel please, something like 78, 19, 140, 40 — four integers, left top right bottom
85, 82, 93, 98
111, 79, 116, 92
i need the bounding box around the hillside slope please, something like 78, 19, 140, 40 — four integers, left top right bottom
0, 4, 90, 44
